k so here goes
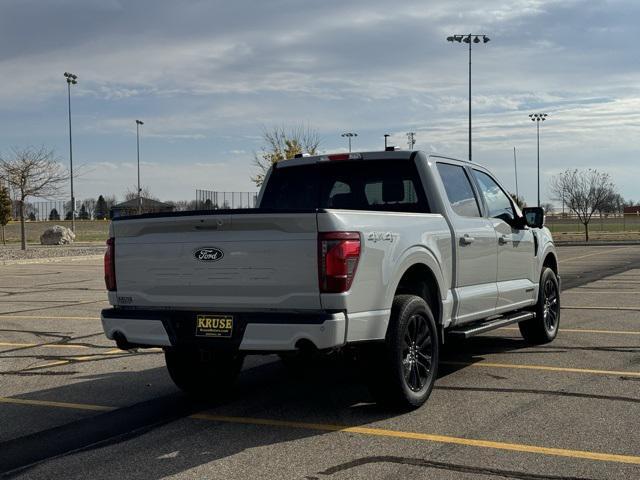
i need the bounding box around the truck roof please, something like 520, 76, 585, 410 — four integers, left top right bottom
276, 150, 474, 169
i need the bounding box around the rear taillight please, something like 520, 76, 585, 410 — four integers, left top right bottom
104, 237, 116, 291
318, 232, 361, 293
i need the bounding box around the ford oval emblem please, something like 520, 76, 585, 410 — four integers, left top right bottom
194, 247, 224, 262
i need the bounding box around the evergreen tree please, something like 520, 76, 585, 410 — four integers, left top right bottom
95, 195, 108, 220
49, 208, 60, 221
78, 203, 90, 220
0, 186, 11, 245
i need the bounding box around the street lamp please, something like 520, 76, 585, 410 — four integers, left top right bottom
384, 133, 390, 149
341, 132, 357, 152
529, 113, 548, 207
446, 34, 490, 162
135, 120, 144, 214
64, 72, 78, 232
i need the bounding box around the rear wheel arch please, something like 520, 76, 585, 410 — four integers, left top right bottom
394, 263, 442, 327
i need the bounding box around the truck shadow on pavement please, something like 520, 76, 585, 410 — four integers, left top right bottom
1, 355, 391, 479
1, 336, 628, 479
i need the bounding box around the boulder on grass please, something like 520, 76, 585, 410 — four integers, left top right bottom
40, 225, 76, 245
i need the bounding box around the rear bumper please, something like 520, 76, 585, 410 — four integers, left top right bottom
100, 308, 346, 352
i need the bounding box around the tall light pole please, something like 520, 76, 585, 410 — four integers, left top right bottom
513, 146, 519, 198
64, 72, 78, 232
446, 34, 490, 162
341, 132, 357, 152
136, 120, 144, 214
384, 133, 390, 149
529, 113, 548, 207
407, 132, 416, 150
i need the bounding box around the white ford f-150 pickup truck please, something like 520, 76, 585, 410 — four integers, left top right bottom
101, 150, 560, 408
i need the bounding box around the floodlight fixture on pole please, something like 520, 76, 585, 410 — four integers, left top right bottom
384, 133, 390, 149
446, 34, 490, 162
341, 132, 357, 152
136, 120, 144, 214
529, 113, 548, 207
64, 72, 78, 232
407, 132, 416, 150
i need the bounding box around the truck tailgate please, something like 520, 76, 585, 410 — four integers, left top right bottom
112, 212, 321, 311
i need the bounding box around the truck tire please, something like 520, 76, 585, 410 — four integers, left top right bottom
519, 267, 560, 344
164, 349, 243, 398
365, 295, 439, 409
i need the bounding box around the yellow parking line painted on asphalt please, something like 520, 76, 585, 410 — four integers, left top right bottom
500, 327, 640, 335
0, 396, 114, 412
564, 290, 640, 294
17, 347, 160, 372
0, 395, 638, 466
0, 342, 90, 349
587, 279, 640, 283
441, 361, 640, 377
19, 348, 127, 371
21, 359, 72, 370
192, 414, 640, 465
562, 306, 640, 311
559, 247, 632, 263
0, 315, 100, 321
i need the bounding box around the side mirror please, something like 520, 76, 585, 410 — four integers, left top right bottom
522, 207, 544, 228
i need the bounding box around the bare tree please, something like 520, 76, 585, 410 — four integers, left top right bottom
167, 200, 198, 211
103, 195, 118, 210
0, 147, 68, 249
252, 124, 321, 187
540, 202, 555, 215
125, 185, 157, 202
598, 192, 623, 216
550, 169, 616, 241
509, 192, 526, 210
81, 198, 96, 219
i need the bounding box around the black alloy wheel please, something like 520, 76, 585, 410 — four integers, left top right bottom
402, 313, 434, 392
519, 267, 561, 344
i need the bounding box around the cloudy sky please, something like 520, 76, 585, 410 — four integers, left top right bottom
1, 0, 638, 205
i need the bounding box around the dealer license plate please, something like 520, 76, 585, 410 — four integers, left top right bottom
195, 314, 234, 338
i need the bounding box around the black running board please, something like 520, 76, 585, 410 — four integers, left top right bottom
447, 311, 534, 340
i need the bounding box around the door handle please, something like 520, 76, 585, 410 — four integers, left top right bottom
499, 235, 511, 245
460, 234, 475, 245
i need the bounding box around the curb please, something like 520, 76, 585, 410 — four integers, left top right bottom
0, 255, 104, 266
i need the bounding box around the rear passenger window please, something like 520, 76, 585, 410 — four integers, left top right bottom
322, 161, 427, 212
437, 163, 481, 217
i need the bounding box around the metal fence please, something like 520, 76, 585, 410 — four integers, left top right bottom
195, 190, 258, 210
545, 214, 640, 233
11, 201, 80, 221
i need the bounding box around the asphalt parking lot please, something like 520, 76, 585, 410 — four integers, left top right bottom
1, 246, 639, 479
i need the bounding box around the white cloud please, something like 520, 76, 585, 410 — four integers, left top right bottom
0, 0, 639, 204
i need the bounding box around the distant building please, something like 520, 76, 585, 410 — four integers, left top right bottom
623, 206, 640, 216
110, 197, 173, 218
